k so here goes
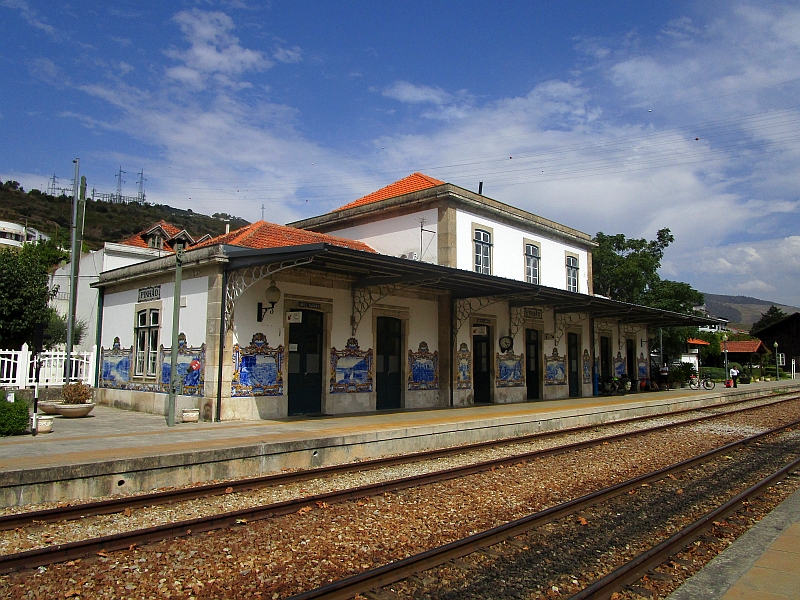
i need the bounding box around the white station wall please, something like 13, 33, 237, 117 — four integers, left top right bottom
326, 208, 439, 263
100, 276, 209, 349
454, 209, 590, 293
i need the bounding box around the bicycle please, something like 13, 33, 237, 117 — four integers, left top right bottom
689, 375, 715, 390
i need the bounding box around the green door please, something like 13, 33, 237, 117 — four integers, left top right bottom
526, 328, 540, 400
376, 317, 402, 410
473, 327, 492, 403
288, 310, 323, 415
568, 332, 580, 397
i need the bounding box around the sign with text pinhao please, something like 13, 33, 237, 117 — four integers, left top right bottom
138, 285, 161, 302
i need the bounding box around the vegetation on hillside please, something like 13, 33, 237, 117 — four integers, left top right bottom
0, 180, 249, 250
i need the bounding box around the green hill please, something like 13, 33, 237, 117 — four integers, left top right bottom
0, 181, 249, 250
702, 293, 799, 329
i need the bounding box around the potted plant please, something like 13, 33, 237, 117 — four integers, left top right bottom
54, 382, 95, 417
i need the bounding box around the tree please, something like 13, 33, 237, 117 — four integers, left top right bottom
592, 228, 673, 304
0, 241, 66, 350
751, 305, 787, 333
43, 308, 87, 350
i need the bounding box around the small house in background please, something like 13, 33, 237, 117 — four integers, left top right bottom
754, 312, 800, 375
50, 221, 207, 352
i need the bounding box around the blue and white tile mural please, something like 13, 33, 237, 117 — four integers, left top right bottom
545, 347, 567, 386
330, 338, 373, 394
100, 334, 205, 396
159, 333, 206, 396
638, 352, 648, 379
100, 337, 132, 388
582, 349, 592, 384
408, 341, 438, 390
232, 333, 284, 397
614, 351, 625, 377
496, 351, 524, 387
456, 343, 471, 390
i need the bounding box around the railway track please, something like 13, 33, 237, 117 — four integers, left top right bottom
2, 392, 796, 531
1, 396, 797, 578
286, 421, 800, 600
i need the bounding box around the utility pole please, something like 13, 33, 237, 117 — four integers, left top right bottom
137, 170, 146, 204
167, 241, 185, 427
115, 166, 126, 203
64, 160, 81, 382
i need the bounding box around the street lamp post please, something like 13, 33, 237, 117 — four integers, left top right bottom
774, 341, 780, 381
722, 334, 728, 380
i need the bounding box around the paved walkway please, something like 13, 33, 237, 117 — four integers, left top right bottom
1, 380, 796, 473
669, 485, 800, 600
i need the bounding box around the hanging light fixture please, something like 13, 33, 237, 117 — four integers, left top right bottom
257, 280, 281, 321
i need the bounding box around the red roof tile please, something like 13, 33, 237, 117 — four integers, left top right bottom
724, 340, 766, 353
687, 338, 710, 345
193, 221, 376, 253
119, 220, 186, 252
334, 172, 445, 211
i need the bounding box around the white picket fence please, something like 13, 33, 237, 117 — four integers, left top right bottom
0, 344, 96, 388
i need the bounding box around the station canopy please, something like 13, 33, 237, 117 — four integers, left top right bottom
224, 243, 718, 328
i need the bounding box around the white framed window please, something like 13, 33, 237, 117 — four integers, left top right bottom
135, 308, 160, 376
525, 243, 540, 284
474, 229, 492, 274
566, 255, 579, 293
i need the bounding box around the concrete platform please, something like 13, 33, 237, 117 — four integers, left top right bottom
1, 380, 798, 507
668, 485, 800, 600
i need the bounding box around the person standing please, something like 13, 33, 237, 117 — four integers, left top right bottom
730, 366, 740, 388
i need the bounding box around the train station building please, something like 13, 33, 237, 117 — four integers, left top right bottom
92, 173, 709, 421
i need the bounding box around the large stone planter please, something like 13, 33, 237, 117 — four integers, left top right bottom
37, 402, 62, 415
53, 403, 95, 418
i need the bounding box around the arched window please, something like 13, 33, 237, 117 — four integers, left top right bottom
474, 229, 492, 274
525, 244, 540, 284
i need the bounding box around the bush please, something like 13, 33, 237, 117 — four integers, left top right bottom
61, 382, 93, 404
701, 367, 727, 381
0, 400, 30, 436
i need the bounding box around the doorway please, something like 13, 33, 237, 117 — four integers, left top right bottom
376, 316, 402, 410
626, 338, 636, 386
287, 310, 323, 415
473, 327, 492, 403
568, 332, 580, 397
600, 336, 612, 381
525, 328, 540, 400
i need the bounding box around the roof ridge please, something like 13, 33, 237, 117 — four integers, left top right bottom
334, 172, 445, 212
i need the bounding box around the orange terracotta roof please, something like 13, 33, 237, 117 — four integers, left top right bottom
334, 172, 445, 211
687, 338, 710, 345
193, 220, 376, 253
119, 220, 186, 252
724, 340, 767, 353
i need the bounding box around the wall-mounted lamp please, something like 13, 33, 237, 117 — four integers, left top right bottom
257, 280, 281, 322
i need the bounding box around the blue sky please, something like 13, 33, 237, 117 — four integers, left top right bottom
2, 1, 799, 307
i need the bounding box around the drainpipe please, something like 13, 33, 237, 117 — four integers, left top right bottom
590, 316, 597, 396
94, 287, 104, 388
216, 270, 227, 422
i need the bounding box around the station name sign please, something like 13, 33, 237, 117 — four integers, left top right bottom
138, 285, 161, 302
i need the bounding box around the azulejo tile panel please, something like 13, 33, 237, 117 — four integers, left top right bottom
408, 341, 438, 390
100, 337, 132, 389
232, 333, 284, 397
614, 351, 626, 376
456, 342, 471, 390
496, 351, 524, 387
583, 348, 592, 384
160, 333, 206, 396
330, 337, 373, 394
545, 347, 567, 386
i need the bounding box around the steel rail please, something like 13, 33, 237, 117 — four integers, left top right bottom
3, 391, 795, 531
279, 418, 800, 600
2, 411, 796, 576
569, 455, 800, 600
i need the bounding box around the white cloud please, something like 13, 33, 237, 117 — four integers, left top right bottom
1, 0, 55, 37
382, 81, 453, 105
164, 9, 271, 89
